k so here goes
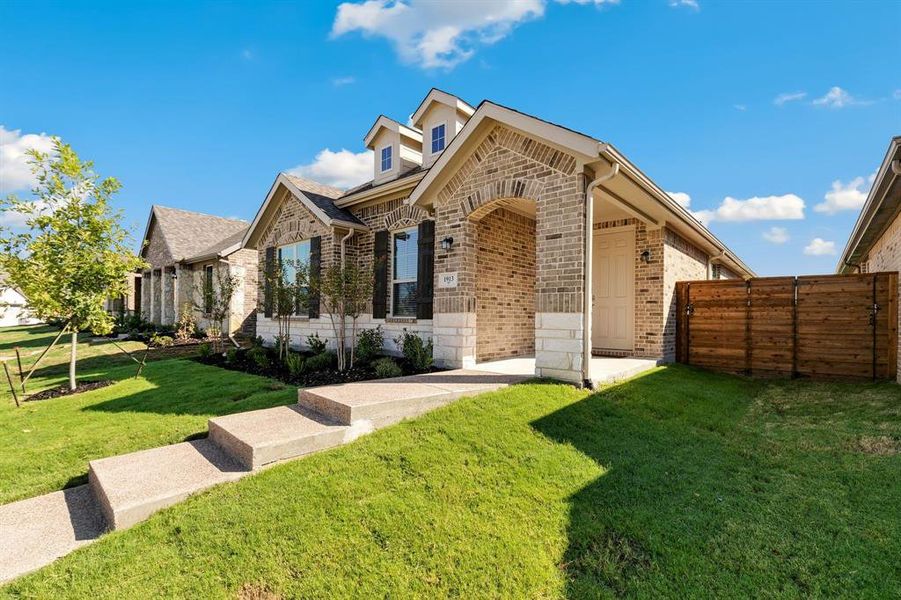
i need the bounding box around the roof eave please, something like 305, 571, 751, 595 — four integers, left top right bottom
837, 136, 901, 273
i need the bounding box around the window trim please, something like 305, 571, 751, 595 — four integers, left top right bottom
277, 239, 312, 317
390, 226, 418, 318
379, 144, 393, 173
430, 122, 447, 155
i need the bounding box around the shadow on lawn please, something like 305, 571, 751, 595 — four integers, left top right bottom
531, 366, 756, 597
0, 325, 68, 351
82, 359, 295, 417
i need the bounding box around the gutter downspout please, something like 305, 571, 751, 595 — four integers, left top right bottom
582, 160, 619, 388
340, 228, 355, 267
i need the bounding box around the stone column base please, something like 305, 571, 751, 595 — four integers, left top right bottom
535, 312, 584, 385
432, 312, 476, 369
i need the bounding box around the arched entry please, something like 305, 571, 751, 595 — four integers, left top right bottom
469, 197, 538, 362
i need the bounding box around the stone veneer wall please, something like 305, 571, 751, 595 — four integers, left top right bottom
662, 227, 709, 361
474, 207, 536, 361
431, 124, 587, 382
864, 214, 901, 382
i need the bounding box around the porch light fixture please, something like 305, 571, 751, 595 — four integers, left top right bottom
640, 250, 651, 263
440, 236, 454, 251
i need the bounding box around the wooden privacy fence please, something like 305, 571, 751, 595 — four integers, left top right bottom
676, 272, 898, 380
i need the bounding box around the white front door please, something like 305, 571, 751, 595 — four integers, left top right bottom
592, 229, 635, 351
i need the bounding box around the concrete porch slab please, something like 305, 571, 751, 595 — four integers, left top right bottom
0, 486, 104, 583
88, 439, 248, 531
298, 368, 529, 426
590, 357, 660, 385
209, 405, 349, 470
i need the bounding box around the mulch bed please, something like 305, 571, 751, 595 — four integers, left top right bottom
26, 380, 115, 401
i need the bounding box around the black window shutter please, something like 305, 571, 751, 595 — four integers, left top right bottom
264, 246, 275, 318
308, 236, 321, 319
417, 220, 435, 320
373, 230, 389, 319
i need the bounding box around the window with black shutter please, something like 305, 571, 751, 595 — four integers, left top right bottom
264, 247, 275, 317
373, 230, 389, 319
308, 236, 321, 318
417, 220, 435, 319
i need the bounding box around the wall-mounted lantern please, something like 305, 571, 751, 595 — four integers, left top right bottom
640, 249, 651, 263
440, 236, 454, 251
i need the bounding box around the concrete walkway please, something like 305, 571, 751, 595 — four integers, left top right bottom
0, 366, 528, 583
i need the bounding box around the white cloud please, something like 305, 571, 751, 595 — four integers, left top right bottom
331, 0, 619, 69
668, 0, 699, 9
893, 89, 901, 100
0, 126, 55, 195
804, 237, 836, 256
288, 148, 373, 189
762, 226, 789, 244
667, 191, 692, 209
774, 91, 807, 106
332, 0, 547, 69
331, 76, 356, 86
812, 86, 870, 108
814, 174, 874, 215
698, 194, 806, 223
733, 104, 747, 111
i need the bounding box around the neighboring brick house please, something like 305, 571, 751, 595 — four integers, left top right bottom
837, 136, 901, 382
243, 89, 753, 385
138, 206, 258, 336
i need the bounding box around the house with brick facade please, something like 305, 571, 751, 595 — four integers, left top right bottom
139, 205, 258, 336
837, 136, 901, 381
243, 89, 754, 386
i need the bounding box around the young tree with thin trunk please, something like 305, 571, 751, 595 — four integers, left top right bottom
0, 139, 145, 390
192, 263, 240, 352
259, 257, 309, 360
314, 260, 373, 371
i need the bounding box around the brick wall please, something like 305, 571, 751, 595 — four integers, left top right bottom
864, 214, 901, 382
663, 227, 708, 361
430, 124, 587, 381
475, 207, 536, 361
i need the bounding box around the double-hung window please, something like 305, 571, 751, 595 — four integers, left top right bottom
431, 123, 446, 154
278, 240, 311, 315
380, 145, 392, 172
392, 227, 418, 317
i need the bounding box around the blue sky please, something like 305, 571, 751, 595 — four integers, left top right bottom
1, 0, 899, 275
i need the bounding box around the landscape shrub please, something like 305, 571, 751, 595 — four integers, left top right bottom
284, 352, 304, 377
149, 333, 173, 348
248, 346, 270, 370
355, 326, 384, 363
198, 342, 212, 358
304, 351, 335, 373
306, 332, 327, 355
394, 329, 433, 373
225, 347, 238, 364
373, 357, 402, 379
174, 304, 196, 341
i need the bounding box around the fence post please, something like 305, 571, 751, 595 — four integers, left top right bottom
745, 280, 752, 376
791, 277, 799, 378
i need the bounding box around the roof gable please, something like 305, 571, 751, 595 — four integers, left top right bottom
140, 206, 248, 264
242, 173, 367, 249
411, 88, 475, 130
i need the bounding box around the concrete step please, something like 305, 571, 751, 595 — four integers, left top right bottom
88, 439, 248, 531
298, 370, 526, 427
208, 405, 349, 470
0, 485, 105, 583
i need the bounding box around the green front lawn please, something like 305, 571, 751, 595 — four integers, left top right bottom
4, 366, 898, 597
0, 358, 296, 505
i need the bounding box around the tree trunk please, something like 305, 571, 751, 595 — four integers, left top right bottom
69, 330, 77, 391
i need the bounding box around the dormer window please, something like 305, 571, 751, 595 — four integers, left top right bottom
431, 123, 446, 154
380, 145, 393, 172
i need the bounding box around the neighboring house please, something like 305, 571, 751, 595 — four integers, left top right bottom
243, 89, 753, 385
139, 206, 258, 336
837, 135, 901, 381
0, 273, 40, 327
103, 272, 142, 317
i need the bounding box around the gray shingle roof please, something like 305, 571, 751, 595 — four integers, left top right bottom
148, 206, 248, 262
282, 174, 365, 226
184, 227, 248, 263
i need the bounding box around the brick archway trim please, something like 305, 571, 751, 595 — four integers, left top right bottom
462, 178, 544, 221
